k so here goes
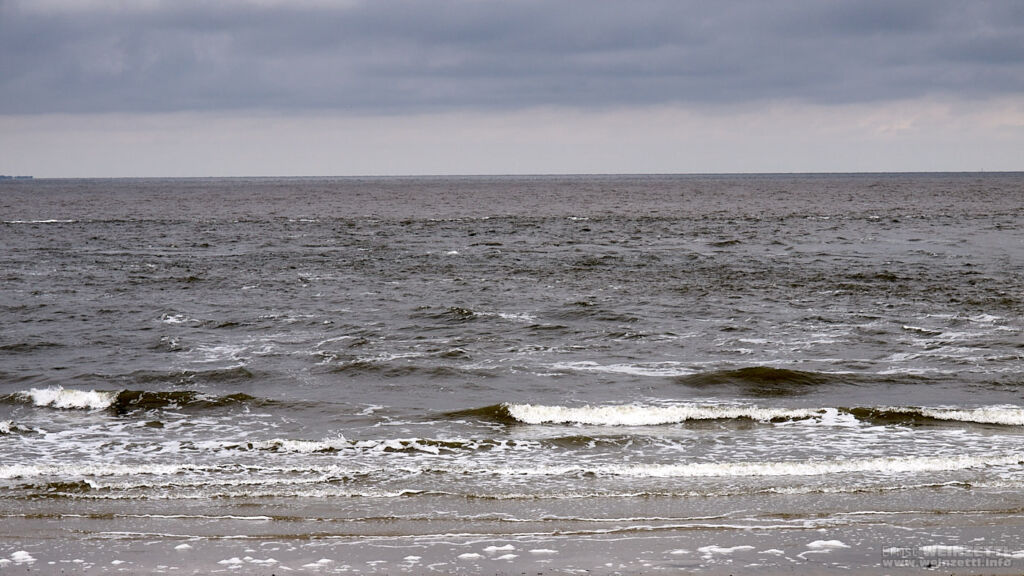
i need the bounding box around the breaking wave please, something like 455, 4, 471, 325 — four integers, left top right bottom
2, 387, 266, 413
4, 453, 1020, 485
851, 405, 1024, 427
489, 453, 1024, 478
451, 402, 1024, 427
503, 403, 820, 425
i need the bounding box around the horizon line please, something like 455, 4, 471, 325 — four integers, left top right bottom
5, 170, 1021, 180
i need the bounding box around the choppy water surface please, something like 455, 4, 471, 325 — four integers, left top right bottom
1, 174, 1023, 573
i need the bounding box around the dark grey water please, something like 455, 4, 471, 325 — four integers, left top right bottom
1, 174, 1023, 573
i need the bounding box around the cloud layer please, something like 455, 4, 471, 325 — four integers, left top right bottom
3, 0, 1024, 114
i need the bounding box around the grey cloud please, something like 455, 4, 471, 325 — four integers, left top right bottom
2, 0, 1023, 114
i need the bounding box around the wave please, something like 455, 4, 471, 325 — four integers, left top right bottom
216, 437, 530, 455
14, 387, 117, 410
328, 361, 494, 379
409, 306, 479, 323
0, 420, 37, 435
675, 366, 840, 396
851, 405, 1024, 427
5, 453, 1021, 485
2, 386, 266, 413
450, 401, 1024, 428
503, 403, 821, 425
467, 453, 1024, 478
0, 341, 64, 353
552, 361, 697, 378
546, 364, 882, 396
3, 219, 76, 224
1, 463, 202, 481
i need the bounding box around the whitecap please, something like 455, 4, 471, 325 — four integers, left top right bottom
160, 313, 193, 324
493, 311, 538, 323
21, 386, 117, 410
551, 361, 697, 377
920, 406, 1024, 426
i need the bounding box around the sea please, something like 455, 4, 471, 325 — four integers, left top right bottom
1, 173, 1022, 574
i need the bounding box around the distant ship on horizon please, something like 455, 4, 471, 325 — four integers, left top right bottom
0, 175, 33, 180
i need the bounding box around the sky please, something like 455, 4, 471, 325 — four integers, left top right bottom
1, 0, 1023, 177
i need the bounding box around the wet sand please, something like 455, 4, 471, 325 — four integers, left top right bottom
4, 491, 1024, 575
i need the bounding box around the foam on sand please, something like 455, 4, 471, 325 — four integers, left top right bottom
698, 545, 755, 559
807, 540, 850, 550
10, 551, 36, 564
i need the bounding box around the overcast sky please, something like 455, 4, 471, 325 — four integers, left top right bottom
2, 0, 1023, 176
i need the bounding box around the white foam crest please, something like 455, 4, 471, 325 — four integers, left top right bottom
21, 386, 117, 410
4, 219, 76, 224
968, 314, 1001, 323
193, 344, 250, 363
0, 421, 11, 434
0, 462, 199, 480
919, 406, 1024, 426
465, 453, 1024, 478
551, 361, 697, 377
505, 402, 820, 426
487, 311, 538, 323
160, 313, 195, 325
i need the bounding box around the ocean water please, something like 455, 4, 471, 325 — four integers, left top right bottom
1, 173, 1023, 574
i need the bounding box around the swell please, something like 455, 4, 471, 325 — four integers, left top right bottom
675, 367, 842, 397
